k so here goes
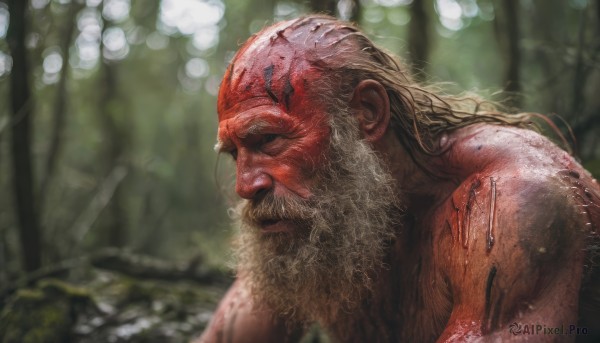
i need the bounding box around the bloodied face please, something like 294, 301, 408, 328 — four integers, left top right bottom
216, 74, 331, 215
216, 17, 402, 326
217, 103, 330, 233
216, 20, 332, 218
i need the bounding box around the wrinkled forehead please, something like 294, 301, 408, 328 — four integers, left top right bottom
217, 16, 357, 121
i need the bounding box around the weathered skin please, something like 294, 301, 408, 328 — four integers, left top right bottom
216, 19, 332, 206
200, 16, 600, 343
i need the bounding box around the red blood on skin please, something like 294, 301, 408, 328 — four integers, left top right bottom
217, 19, 336, 200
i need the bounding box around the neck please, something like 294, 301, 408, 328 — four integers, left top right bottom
375, 130, 453, 206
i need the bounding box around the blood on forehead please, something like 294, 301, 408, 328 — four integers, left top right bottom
217, 16, 359, 121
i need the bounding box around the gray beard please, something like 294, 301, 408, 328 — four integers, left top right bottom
231, 112, 402, 329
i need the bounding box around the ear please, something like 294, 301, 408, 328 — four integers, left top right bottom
349, 79, 391, 143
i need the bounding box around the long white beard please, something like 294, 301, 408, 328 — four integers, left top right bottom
231, 112, 402, 328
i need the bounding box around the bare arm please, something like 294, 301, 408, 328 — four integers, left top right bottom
197, 279, 299, 343
437, 175, 588, 342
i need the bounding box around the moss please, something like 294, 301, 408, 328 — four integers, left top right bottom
125, 281, 160, 303
0, 279, 94, 343
0, 291, 71, 343
38, 279, 90, 301
0, 271, 227, 342
11, 288, 44, 302
100, 276, 162, 305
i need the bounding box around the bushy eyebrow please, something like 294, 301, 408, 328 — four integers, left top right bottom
214, 118, 272, 153
244, 119, 271, 137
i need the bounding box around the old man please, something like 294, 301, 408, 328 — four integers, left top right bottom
199, 15, 600, 342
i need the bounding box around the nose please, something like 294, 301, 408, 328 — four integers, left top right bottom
235, 154, 273, 200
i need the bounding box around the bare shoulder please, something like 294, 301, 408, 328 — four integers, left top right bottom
441, 124, 600, 234
436, 147, 592, 283
437, 124, 600, 280
449, 123, 599, 222
431, 124, 600, 339
442, 124, 582, 174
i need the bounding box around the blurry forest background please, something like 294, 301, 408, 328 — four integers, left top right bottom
0, 0, 600, 341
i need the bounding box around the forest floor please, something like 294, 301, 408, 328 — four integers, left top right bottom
0, 249, 232, 343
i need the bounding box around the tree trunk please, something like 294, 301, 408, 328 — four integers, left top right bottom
7, 0, 42, 272
494, 0, 522, 106
97, 10, 128, 248
408, 0, 430, 78
40, 2, 79, 209
309, 0, 337, 16
338, 0, 361, 22
99, 62, 127, 248
597, 0, 600, 32
570, 4, 593, 119
349, 0, 361, 22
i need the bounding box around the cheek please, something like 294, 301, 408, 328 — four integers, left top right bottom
303, 133, 329, 161
288, 113, 331, 170
268, 162, 314, 199
270, 163, 304, 186
290, 119, 330, 170
300, 122, 331, 170
272, 132, 330, 192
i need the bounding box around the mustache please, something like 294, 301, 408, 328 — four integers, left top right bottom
240, 192, 317, 226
